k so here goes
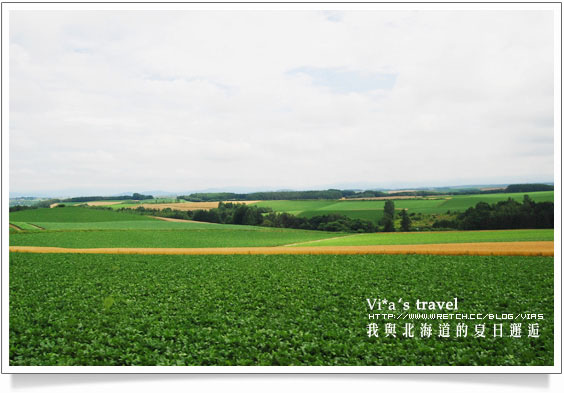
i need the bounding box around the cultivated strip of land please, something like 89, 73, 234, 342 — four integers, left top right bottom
26, 223, 45, 230
150, 216, 205, 223
9, 241, 554, 256
131, 201, 260, 211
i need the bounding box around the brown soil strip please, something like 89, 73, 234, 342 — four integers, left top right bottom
9, 241, 553, 256
26, 223, 45, 230
86, 201, 123, 206
9, 224, 22, 231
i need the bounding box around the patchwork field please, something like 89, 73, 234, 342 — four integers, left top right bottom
10, 207, 554, 251
8, 202, 555, 367
10, 253, 553, 366
255, 191, 554, 223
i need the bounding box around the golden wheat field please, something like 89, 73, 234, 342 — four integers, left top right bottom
9, 241, 554, 256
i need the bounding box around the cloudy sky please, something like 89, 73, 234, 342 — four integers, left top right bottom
9, 9, 555, 196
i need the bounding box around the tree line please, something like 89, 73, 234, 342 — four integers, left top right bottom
116, 202, 378, 233
62, 193, 153, 203
181, 190, 356, 202
433, 196, 553, 230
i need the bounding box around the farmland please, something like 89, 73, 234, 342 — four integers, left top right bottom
107, 201, 259, 211
9, 207, 348, 248
10, 253, 553, 366
8, 201, 555, 367
292, 229, 554, 247
9, 207, 553, 249
10, 206, 153, 222
255, 191, 554, 223
9, 228, 346, 248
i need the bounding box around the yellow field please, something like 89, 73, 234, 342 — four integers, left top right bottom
9, 241, 554, 256
85, 201, 124, 206
50, 201, 123, 207
134, 201, 260, 211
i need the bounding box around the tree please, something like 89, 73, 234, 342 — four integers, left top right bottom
384, 200, 395, 219
400, 209, 411, 232
382, 200, 395, 232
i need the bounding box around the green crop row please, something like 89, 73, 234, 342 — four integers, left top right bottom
293, 229, 554, 247
9, 222, 43, 231
23, 220, 265, 231
9, 207, 153, 223
10, 253, 553, 366
9, 227, 346, 248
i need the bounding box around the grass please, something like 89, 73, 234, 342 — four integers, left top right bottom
26, 220, 265, 231
9, 228, 347, 248
10, 207, 153, 223
10, 253, 553, 366
292, 229, 554, 247
10, 222, 43, 231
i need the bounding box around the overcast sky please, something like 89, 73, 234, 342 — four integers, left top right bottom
9, 10, 555, 196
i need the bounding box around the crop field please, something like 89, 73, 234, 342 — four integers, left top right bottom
10, 241, 554, 257
255, 191, 554, 223
9, 228, 347, 248
9, 206, 348, 248
10, 222, 43, 231
9, 253, 553, 366
23, 220, 263, 231
293, 229, 554, 247
108, 201, 260, 211
8, 202, 555, 367
10, 207, 153, 223
10, 206, 554, 250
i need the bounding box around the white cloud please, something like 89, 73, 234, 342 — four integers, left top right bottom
9, 9, 555, 195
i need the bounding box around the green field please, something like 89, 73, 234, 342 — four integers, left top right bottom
10, 253, 553, 366
24, 220, 264, 231
255, 191, 554, 223
293, 229, 554, 247
10, 222, 43, 231
10, 206, 555, 249
10, 207, 153, 223
10, 228, 345, 248
9, 206, 347, 248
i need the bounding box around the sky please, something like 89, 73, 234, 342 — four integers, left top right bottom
8, 9, 555, 196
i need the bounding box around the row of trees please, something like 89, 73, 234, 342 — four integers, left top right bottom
433, 196, 553, 230
88, 195, 554, 233
118, 202, 378, 233
379, 200, 412, 232
63, 193, 153, 203
181, 189, 357, 202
